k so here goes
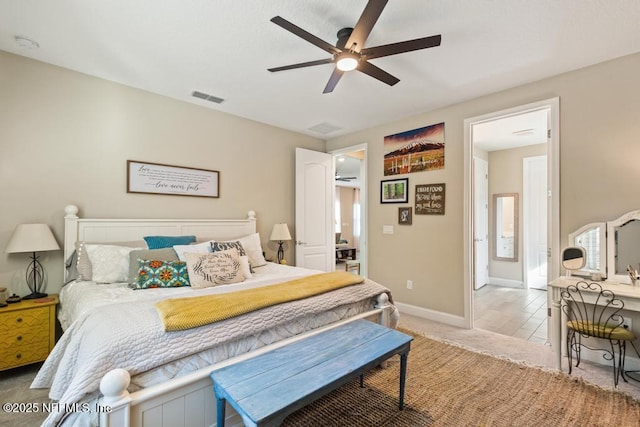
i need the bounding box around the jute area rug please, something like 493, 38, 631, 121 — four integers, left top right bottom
281, 329, 640, 427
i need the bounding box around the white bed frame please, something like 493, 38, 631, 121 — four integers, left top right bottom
61, 205, 394, 427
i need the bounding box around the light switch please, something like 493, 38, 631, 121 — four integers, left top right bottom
383, 225, 394, 234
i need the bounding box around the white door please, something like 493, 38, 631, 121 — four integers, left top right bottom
524, 155, 548, 289
295, 148, 334, 271
474, 158, 489, 289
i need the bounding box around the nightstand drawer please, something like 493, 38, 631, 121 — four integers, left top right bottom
0, 295, 58, 371
0, 341, 50, 370
0, 306, 49, 333
3, 325, 50, 346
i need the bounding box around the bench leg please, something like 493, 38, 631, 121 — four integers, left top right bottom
399, 352, 408, 410
216, 397, 226, 427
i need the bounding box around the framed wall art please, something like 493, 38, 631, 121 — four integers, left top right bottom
398, 207, 413, 225
127, 160, 220, 198
383, 122, 445, 176
415, 183, 445, 215
381, 178, 409, 204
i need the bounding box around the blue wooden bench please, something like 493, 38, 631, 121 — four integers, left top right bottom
210, 319, 412, 427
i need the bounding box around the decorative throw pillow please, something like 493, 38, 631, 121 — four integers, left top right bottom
133, 260, 190, 289
210, 241, 246, 256
144, 235, 196, 250
173, 240, 214, 261
184, 250, 244, 288
84, 245, 138, 283
76, 240, 146, 281
128, 248, 179, 283
237, 233, 267, 268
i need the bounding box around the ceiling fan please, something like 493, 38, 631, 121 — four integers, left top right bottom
268, 0, 441, 93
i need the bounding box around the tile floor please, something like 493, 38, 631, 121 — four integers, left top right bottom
473, 284, 548, 344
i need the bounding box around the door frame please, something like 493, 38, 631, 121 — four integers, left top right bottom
473, 157, 489, 290
463, 97, 560, 329
330, 143, 368, 276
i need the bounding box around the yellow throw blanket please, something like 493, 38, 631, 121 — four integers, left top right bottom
155, 271, 364, 331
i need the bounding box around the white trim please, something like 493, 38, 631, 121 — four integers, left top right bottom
464, 97, 560, 330
487, 277, 524, 288
395, 301, 467, 328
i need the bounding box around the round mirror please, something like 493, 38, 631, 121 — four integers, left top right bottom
562, 246, 586, 271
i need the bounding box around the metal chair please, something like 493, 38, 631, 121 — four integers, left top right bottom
560, 281, 636, 386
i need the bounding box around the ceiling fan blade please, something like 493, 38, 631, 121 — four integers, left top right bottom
323, 68, 344, 93
361, 35, 442, 60
271, 16, 341, 55
357, 61, 399, 86
345, 0, 388, 52
268, 58, 334, 72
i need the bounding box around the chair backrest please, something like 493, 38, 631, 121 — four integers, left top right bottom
560, 281, 625, 339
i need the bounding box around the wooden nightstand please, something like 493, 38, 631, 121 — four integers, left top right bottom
0, 295, 58, 370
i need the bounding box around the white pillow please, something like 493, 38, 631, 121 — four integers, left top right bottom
173, 240, 214, 261
184, 250, 245, 288
237, 233, 267, 268
85, 244, 138, 283
239, 255, 253, 279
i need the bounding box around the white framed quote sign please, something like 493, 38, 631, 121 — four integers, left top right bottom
127, 160, 219, 198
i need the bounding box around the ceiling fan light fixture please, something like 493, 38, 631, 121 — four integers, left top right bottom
336, 53, 359, 71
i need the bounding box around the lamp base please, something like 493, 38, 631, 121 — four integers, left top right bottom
22, 291, 48, 300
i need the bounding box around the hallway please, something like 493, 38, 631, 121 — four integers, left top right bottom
474, 285, 548, 344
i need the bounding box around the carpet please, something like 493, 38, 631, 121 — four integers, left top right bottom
282, 329, 640, 427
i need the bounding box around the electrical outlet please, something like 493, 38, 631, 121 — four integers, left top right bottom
622, 316, 633, 330
406, 280, 413, 290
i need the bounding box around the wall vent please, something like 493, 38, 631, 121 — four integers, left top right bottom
192, 91, 225, 104
308, 122, 342, 135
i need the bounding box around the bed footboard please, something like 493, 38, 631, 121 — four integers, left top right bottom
99, 301, 394, 427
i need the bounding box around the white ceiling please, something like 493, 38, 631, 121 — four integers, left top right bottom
473, 109, 548, 152
1, 1, 640, 138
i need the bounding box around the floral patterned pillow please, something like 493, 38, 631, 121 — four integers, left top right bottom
133, 260, 190, 289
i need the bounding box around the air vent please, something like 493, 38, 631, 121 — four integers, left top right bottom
191, 91, 225, 104
308, 122, 342, 135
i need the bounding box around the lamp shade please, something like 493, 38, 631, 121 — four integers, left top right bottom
6, 224, 60, 254
270, 223, 291, 241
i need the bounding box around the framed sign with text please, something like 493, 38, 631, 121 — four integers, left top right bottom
127, 160, 219, 198
415, 183, 445, 215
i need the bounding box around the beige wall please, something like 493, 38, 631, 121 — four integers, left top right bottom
327, 52, 640, 317
489, 143, 546, 283
0, 51, 324, 296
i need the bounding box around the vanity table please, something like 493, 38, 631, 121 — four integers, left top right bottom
551, 209, 640, 371
548, 277, 640, 370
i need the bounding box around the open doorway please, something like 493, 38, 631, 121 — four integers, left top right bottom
463, 98, 559, 342
331, 144, 367, 276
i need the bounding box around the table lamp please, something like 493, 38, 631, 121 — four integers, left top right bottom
270, 223, 291, 264
5, 223, 60, 299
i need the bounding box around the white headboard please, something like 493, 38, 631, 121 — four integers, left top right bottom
63, 205, 257, 279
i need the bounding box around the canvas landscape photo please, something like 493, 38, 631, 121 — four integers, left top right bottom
383, 123, 445, 176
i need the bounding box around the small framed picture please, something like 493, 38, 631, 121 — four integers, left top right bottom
399, 207, 412, 225
381, 178, 409, 203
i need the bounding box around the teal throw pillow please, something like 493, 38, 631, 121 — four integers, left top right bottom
144, 235, 196, 250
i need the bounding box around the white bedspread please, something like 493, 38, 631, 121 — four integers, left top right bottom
33, 264, 394, 426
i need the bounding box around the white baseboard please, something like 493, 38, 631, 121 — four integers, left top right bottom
487, 277, 524, 288
395, 301, 467, 328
